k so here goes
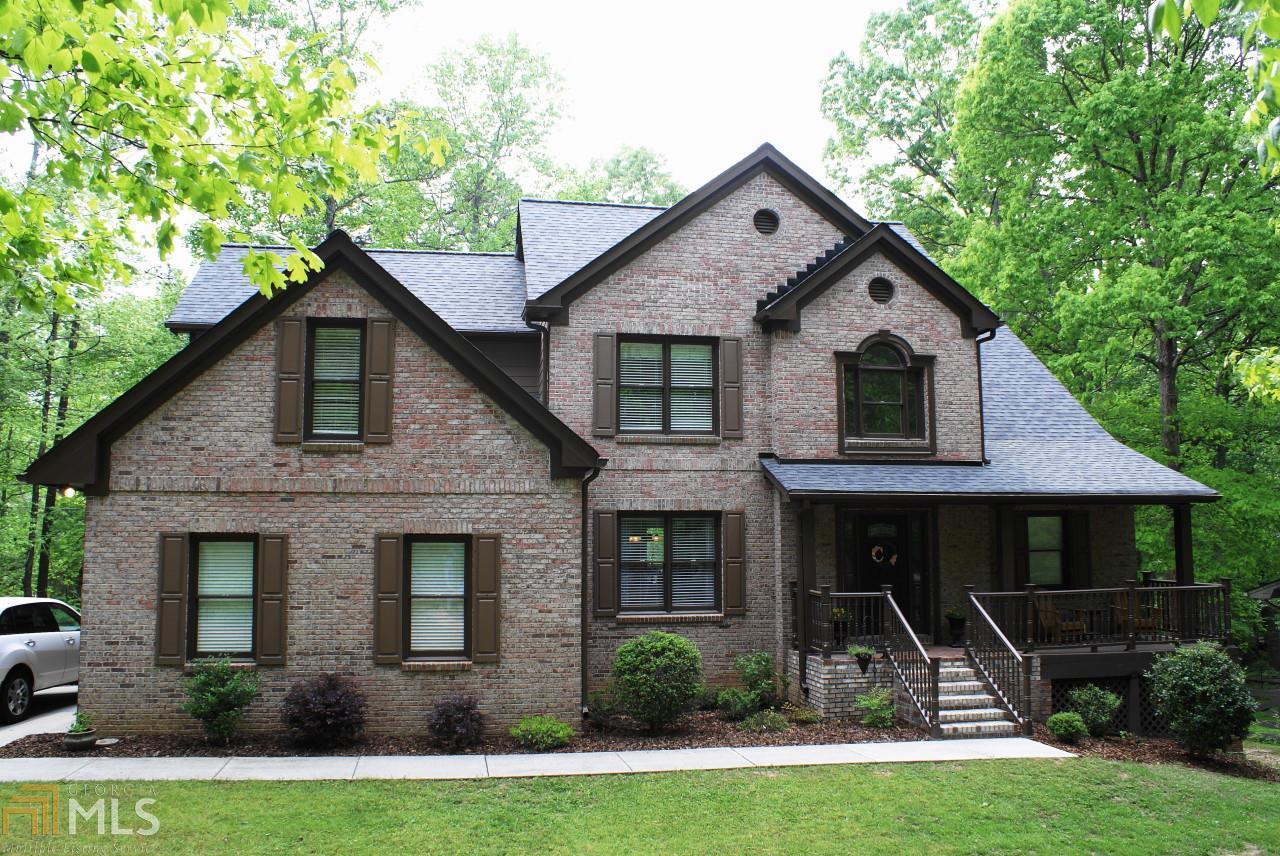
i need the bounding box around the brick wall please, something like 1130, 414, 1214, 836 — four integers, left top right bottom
80, 273, 582, 735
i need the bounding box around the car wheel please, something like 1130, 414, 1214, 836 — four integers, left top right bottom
1, 670, 33, 724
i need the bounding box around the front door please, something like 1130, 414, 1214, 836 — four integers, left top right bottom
840, 511, 929, 633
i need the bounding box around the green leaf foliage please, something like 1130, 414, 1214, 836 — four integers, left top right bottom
610, 631, 703, 730
181, 657, 262, 744
1147, 642, 1256, 755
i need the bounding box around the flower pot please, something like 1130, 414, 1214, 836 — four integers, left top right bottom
64, 730, 98, 751
854, 654, 873, 674
947, 615, 966, 647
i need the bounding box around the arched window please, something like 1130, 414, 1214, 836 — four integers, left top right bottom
840, 341, 925, 442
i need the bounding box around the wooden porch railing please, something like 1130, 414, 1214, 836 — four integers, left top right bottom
965, 585, 1031, 735
972, 578, 1233, 653
795, 586, 938, 735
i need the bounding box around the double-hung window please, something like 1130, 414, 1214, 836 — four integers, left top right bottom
406, 538, 468, 657
190, 538, 255, 658
618, 513, 718, 612
306, 321, 364, 439
1025, 514, 1066, 587
840, 343, 925, 444
618, 339, 716, 434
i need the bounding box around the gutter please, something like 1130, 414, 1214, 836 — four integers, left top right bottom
579, 462, 604, 716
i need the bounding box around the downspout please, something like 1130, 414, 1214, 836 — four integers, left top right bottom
974, 327, 997, 465
579, 463, 603, 716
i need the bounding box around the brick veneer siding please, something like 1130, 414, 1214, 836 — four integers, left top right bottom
80, 273, 582, 735
784, 649, 894, 721
769, 252, 984, 462
547, 173, 850, 687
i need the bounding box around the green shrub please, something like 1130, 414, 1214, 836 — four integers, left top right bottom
1046, 711, 1089, 744
510, 715, 574, 751
846, 645, 875, 660
1068, 684, 1122, 738
426, 694, 485, 751
696, 685, 722, 711
1147, 643, 1256, 756
734, 652, 780, 707
717, 687, 758, 722
585, 688, 617, 729
784, 704, 822, 725
738, 709, 790, 733
181, 658, 261, 744
610, 631, 703, 730
855, 688, 895, 728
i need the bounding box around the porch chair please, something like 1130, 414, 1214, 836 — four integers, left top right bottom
1034, 595, 1088, 644
1110, 591, 1164, 639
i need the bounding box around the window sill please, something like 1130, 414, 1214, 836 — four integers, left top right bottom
614, 612, 726, 625
302, 441, 365, 454
840, 439, 932, 454
400, 659, 472, 672
615, 434, 722, 445
184, 661, 256, 674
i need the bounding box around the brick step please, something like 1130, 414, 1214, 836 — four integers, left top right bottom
938, 669, 977, 681
938, 706, 1013, 724
939, 719, 1021, 738
938, 692, 1000, 709
938, 680, 986, 694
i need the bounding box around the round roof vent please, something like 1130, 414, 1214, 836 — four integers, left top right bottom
869, 278, 895, 304
753, 209, 780, 235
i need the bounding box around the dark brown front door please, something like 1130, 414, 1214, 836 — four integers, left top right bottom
840, 510, 929, 632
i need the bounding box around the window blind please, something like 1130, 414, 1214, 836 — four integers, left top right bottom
409, 541, 465, 653
669, 343, 713, 433
618, 342, 663, 432
670, 516, 716, 609
196, 540, 254, 654
311, 326, 362, 436
619, 515, 665, 609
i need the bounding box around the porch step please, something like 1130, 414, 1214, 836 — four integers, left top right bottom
940, 719, 1021, 738
939, 667, 977, 681
938, 693, 1001, 710
938, 680, 987, 694
939, 707, 1013, 724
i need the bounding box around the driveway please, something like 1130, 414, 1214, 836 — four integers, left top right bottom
0, 685, 76, 747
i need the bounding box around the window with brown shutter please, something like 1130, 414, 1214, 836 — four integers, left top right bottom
187, 537, 257, 660
306, 320, 365, 440
617, 337, 717, 435
404, 537, 469, 658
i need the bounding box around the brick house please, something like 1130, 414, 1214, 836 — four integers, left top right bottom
23, 144, 1226, 737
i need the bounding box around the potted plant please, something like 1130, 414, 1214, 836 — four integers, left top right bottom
945, 607, 967, 647
830, 606, 849, 648
846, 645, 876, 674
64, 712, 97, 751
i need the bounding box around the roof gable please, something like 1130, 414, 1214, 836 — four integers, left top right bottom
754, 223, 1000, 335
524, 143, 875, 321
24, 231, 600, 492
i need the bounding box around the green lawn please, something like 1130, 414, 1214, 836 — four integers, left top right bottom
1, 759, 1277, 855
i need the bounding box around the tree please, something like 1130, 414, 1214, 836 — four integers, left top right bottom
555, 147, 686, 206
821, 0, 994, 256
0, 0, 415, 310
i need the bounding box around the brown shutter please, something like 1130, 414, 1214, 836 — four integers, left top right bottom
472, 534, 501, 663
363, 319, 394, 444
594, 510, 618, 616
373, 534, 403, 664
723, 511, 746, 615
255, 534, 288, 665
1067, 510, 1092, 588
155, 533, 188, 666
274, 317, 304, 443
720, 337, 743, 439
593, 333, 617, 436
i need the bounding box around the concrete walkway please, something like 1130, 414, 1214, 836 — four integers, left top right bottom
0, 738, 1073, 782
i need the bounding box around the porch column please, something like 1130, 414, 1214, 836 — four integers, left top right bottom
1171, 504, 1194, 585
797, 502, 816, 687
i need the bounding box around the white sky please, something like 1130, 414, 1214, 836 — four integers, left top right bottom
366, 0, 907, 195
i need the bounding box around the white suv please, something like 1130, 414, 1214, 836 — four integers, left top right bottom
0, 598, 80, 723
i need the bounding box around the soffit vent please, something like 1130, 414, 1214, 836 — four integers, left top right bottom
753, 209, 780, 235
869, 278, 895, 304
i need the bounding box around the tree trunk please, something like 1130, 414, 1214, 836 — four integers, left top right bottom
35, 318, 79, 598
1155, 328, 1182, 469
21, 312, 59, 596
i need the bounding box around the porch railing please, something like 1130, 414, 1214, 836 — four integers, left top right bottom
965, 585, 1031, 734
972, 578, 1233, 653
880, 585, 940, 738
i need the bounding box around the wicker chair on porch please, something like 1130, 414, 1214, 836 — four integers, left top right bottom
1035, 596, 1088, 644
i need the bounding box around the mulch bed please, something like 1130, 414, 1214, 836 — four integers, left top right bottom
1032, 724, 1280, 782
0, 711, 922, 760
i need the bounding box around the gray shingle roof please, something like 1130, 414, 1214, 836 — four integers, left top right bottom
518, 199, 665, 299
761, 330, 1218, 500
167, 245, 530, 334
